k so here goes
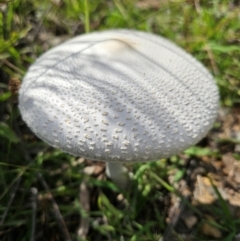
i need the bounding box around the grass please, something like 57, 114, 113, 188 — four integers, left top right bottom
0, 0, 240, 240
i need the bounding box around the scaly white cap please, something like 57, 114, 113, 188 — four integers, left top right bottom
19, 29, 219, 163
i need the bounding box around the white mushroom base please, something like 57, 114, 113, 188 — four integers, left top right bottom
105, 162, 129, 189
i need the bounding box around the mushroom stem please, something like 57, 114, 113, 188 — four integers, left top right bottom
105, 162, 129, 189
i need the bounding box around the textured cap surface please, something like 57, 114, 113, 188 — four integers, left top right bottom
19, 29, 219, 162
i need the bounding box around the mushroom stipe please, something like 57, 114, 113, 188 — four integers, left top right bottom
19, 29, 219, 188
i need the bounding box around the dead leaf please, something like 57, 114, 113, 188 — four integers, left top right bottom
201, 222, 222, 238
183, 214, 198, 229
83, 166, 95, 175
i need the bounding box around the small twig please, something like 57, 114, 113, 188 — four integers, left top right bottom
103, 215, 113, 241
154, 159, 202, 241
0, 177, 21, 226
193, 0, 201, 13
30, 187, 38, 241
32, 5, 53, 42
2, 59, 25, 75
162, 195, 188, 241
77, 182, 90, 239
37, 173, 72, 241
186, 0, 201, 13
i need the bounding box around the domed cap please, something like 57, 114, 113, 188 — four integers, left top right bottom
19, 29, 219, 162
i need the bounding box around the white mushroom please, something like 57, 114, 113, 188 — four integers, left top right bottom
19, 29, 219, 188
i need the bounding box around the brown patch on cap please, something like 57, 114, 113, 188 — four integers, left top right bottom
101, 38, 139, 55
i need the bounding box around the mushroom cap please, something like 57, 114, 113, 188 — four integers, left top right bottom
19, 29, 219, 162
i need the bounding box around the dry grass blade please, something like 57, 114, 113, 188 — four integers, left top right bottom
0, 177, 21, 226
37, 173, 72, 241
204, 45, 219, 76
30, 187, 38, 241
77, 182, 90, 239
